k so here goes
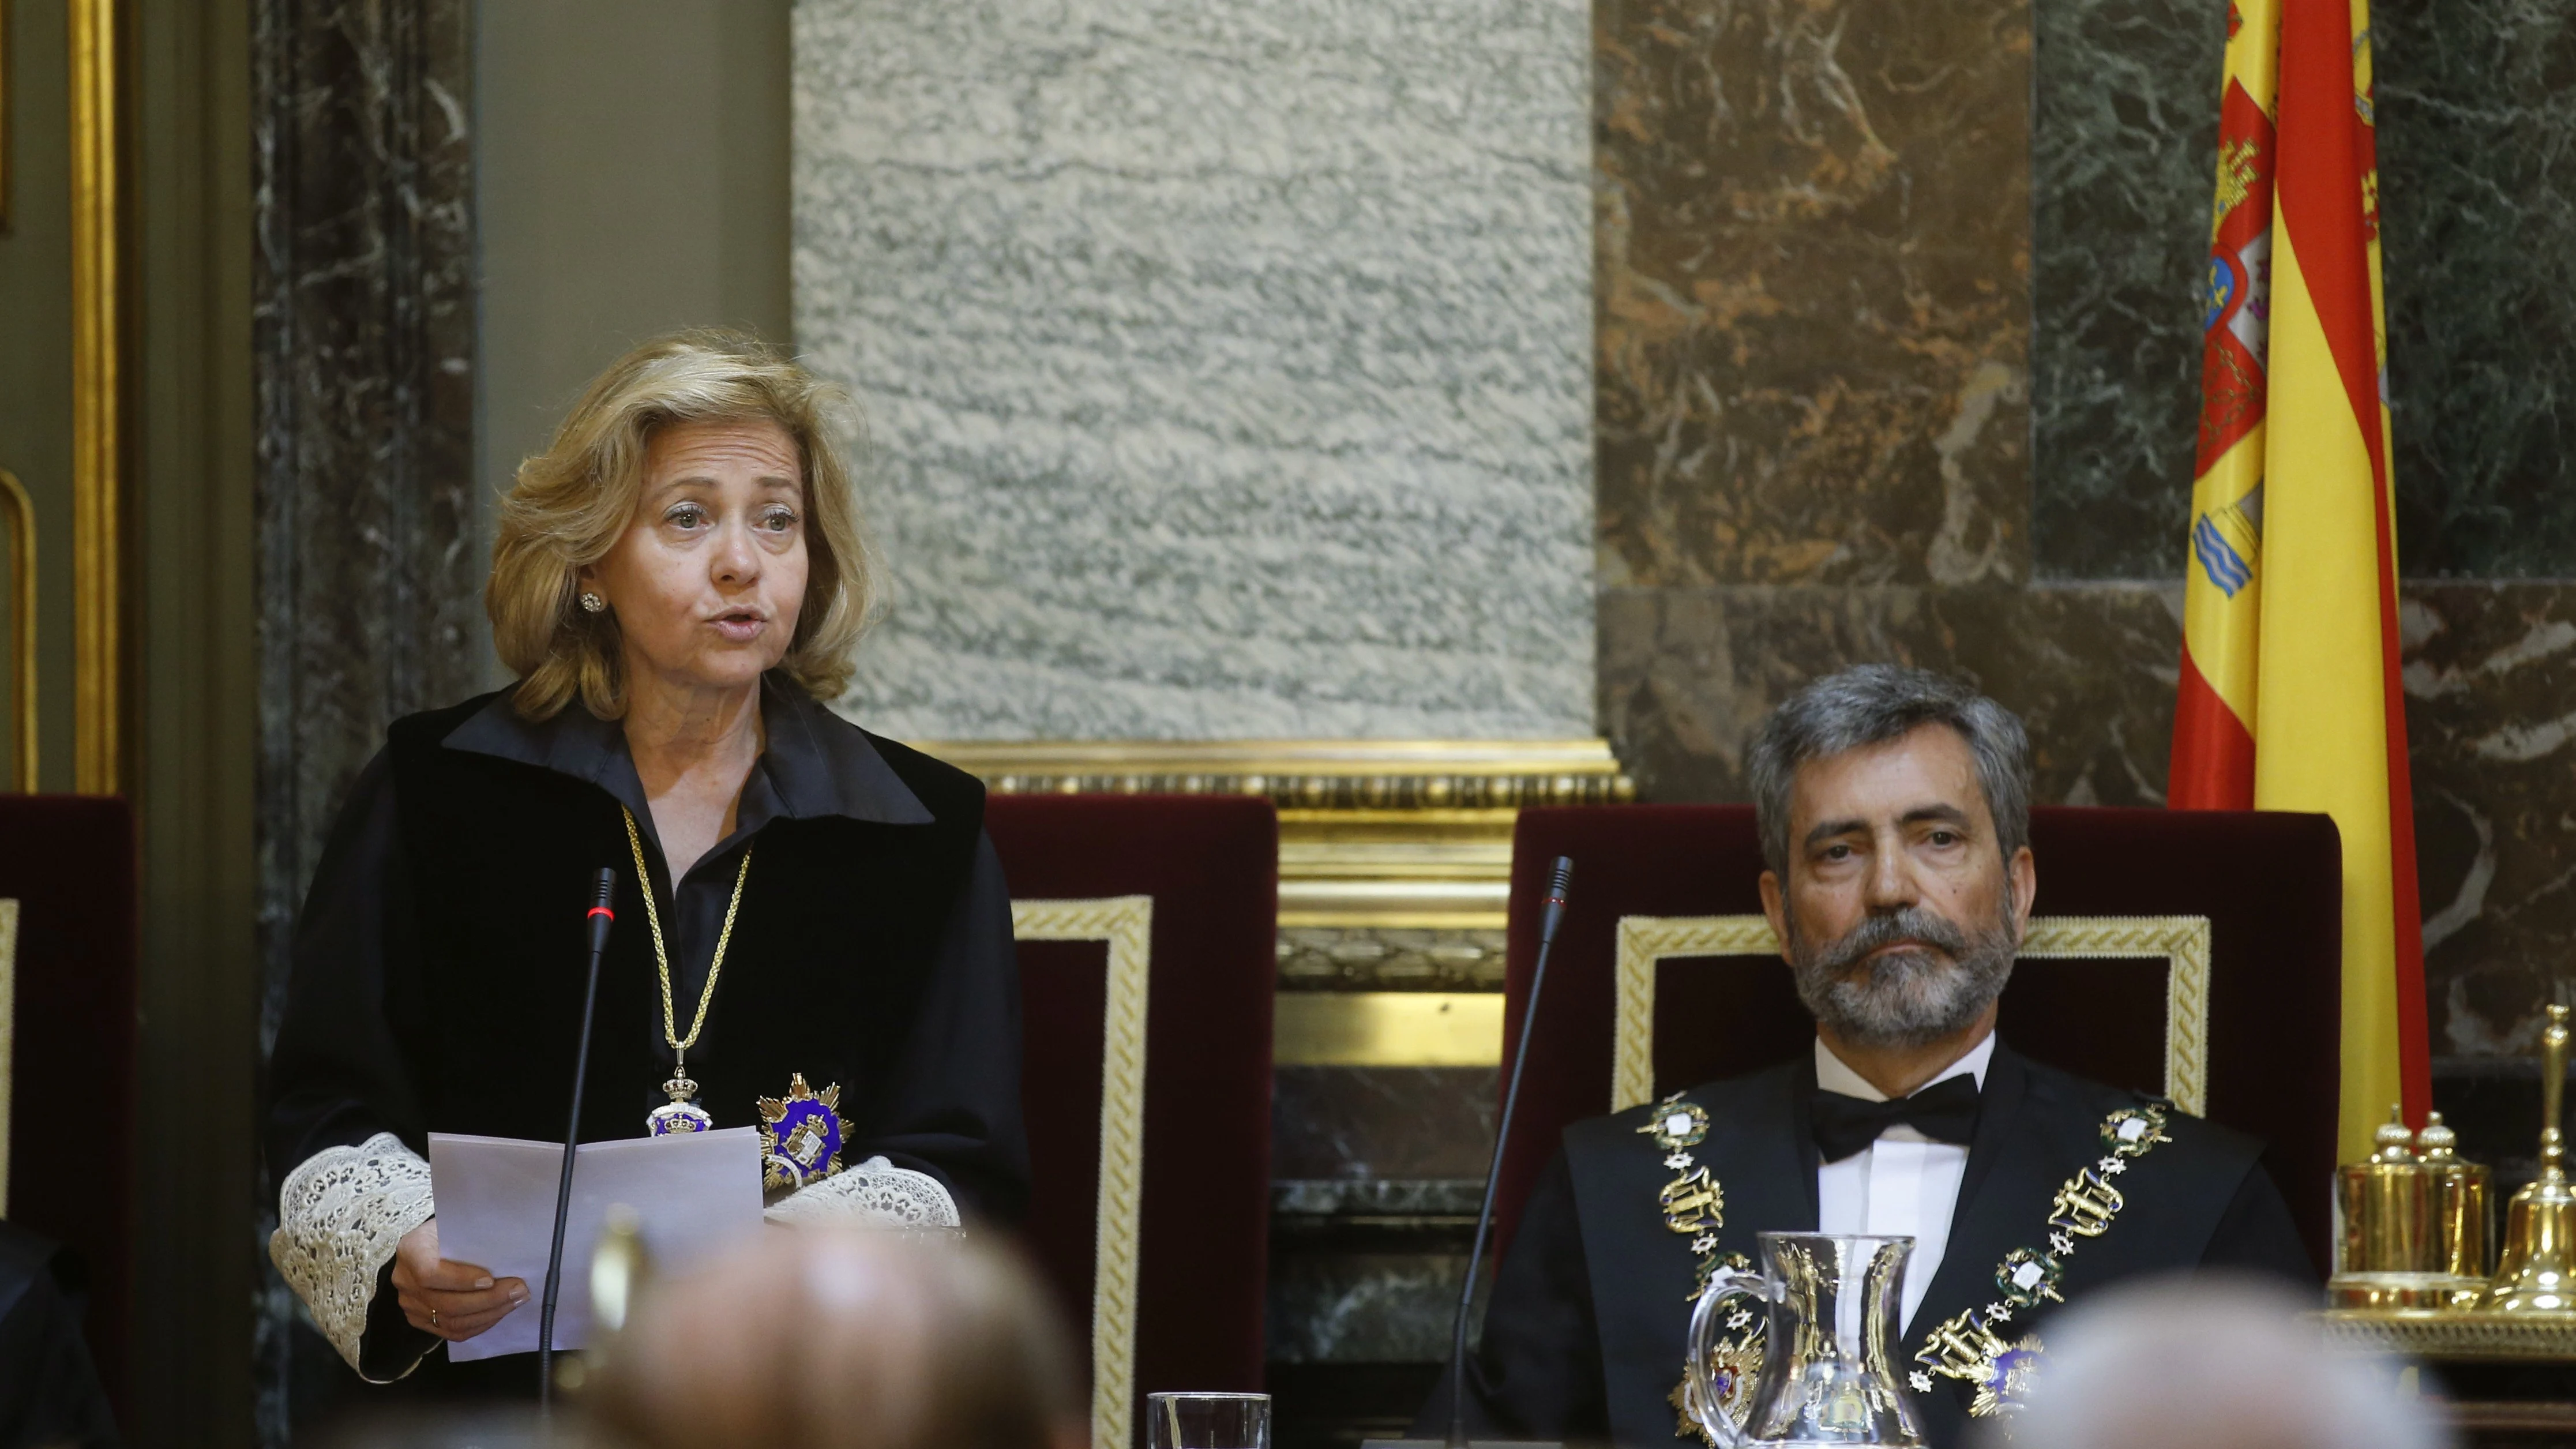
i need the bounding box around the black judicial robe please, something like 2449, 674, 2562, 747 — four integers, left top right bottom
1421, 1041, 2315, 1449
265, 680, 1030, 1389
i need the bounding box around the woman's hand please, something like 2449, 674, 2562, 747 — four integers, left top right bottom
392, 1218, 528, 1341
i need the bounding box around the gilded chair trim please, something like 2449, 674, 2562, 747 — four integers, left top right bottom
1012, 895, 1154, 1449
1612, 914, 2213, 1116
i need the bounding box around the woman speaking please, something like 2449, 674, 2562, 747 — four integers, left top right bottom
264, 332, 1027, 1388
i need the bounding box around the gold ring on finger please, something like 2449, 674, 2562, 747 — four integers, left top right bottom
430, 1306, 440, 1329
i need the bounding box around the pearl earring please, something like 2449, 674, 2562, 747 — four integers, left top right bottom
580, 592, 607, 614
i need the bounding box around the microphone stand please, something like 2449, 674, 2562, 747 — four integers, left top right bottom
540, 866, 618, 1413
1447, 856, 1574, 1449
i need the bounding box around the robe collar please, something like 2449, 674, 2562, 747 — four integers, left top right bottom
440, 674, 933, 860
1897, 1038, 2038, 1339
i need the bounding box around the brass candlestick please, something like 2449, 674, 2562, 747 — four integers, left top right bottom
2484, 1004, 2576, 1312
2420, 1110, 2494, 1298
2328, 1105, 2442, 1308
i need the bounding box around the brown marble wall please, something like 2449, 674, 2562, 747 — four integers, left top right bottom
1602, 584, 2184, 806
251, 0, 480, 1439
1596, 0, 2031, 595
1594, 0, 2132, 798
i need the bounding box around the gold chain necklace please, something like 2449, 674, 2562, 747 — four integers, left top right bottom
623, 805, 753, 1135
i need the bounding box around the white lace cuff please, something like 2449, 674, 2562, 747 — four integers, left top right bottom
762, 1155, 960, 1230
268, 1132, 435, 1379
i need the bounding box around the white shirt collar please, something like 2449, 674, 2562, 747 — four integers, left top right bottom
1813, 1028, 1996, 1102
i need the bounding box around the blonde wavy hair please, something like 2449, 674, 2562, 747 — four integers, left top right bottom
489, 329, 876, 720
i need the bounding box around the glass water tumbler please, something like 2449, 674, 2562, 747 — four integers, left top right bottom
1145, 1392, 1272, 1449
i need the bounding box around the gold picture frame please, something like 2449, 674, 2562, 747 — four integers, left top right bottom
1610, 914, 2214, 1116
0, 468, 32, 790
69, 0, 125, 794
1011, 895, 1154, 1449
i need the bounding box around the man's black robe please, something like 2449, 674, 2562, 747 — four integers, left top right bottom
1421, 1039, 2316, 1448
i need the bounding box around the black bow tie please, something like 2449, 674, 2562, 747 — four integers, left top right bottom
1810, 1073, 1982, 1163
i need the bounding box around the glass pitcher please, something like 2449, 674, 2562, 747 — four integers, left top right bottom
1685, 1232, 1924, 1448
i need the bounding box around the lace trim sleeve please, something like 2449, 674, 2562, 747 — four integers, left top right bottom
267, 1132, 435, 1378
763, 1155, 962, 1230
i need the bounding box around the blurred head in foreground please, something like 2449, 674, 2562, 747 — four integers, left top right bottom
1987, 1277, 2451, 1449
594, 1229, 1082, 1449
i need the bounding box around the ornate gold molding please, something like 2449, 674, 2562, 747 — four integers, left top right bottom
936, 739, 1632, 930
1612, 914, 2213, 1116
0, 469, 32, 791
1011, 896, 1154, 1449
933, 738, 1629, 797
2317, 1308, 2576, 1361
69, 0, 125, 795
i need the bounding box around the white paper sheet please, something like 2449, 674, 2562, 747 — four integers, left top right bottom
428, 1127, 765, 1361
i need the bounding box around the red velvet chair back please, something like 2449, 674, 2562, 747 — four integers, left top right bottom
1493, 805, 2341, 1275
0, 795, 138, 1417
986, 794, 1277, 1448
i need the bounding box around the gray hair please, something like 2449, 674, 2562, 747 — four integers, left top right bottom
1988, 1277, 2453, 1449
1747, 665, 2032, 876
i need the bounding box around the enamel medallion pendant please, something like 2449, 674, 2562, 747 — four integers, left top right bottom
757, 1072, 846, 1192
648, 1069, 715, 1135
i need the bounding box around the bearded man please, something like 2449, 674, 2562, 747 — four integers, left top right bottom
1418, 666, 2314, 1448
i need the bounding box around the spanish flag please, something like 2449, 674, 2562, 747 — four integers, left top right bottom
2171, 0, 2429, 1164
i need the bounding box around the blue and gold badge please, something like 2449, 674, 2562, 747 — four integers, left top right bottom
649, 1069, 715, 1136
1917, 1313, 2047, 1417
757, 1073, 846, 1193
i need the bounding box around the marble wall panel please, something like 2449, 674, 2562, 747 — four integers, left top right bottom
253, 0, 482, 1039
793, 0, 1595, 741
2029, 0, 2576, 580
2028, 0, 2217, 580
251, 0, 481, 1441
1595, 0, 2032, 592
1268, 1252, 1472, 1364
2402, 584, 2576, 1063
1272, 1066, 1498, 1181
1598, 583, 2186, 805
2375, 0, 2576, 577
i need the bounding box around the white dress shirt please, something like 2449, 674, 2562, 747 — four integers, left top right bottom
1813, 1031, 1996, 1332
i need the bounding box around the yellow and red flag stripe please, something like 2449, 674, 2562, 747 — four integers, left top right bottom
2172, 0, 2429, 1162
2171, 0, 2275, 808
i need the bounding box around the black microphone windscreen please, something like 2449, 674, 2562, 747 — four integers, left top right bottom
587, 867, 618, 952
1538, 855, 1574, 945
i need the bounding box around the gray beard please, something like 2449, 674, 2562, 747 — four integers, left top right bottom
1787, 903, 2019, 1049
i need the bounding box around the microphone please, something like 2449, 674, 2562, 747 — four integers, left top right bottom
1445, 856, 1574, 1449
539, 866, 617, 1410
